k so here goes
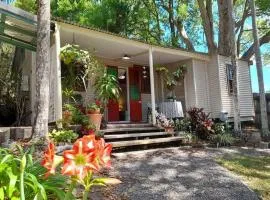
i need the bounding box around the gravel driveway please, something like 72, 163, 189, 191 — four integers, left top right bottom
91, 147, 268, 200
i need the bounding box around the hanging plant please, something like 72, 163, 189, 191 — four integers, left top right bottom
172, 65, 187, 81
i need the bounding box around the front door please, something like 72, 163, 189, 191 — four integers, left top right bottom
107, 66, 119, 122
129, 66, 142, 122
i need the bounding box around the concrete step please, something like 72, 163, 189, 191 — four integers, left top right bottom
105, 132, 170, 140
106, 123, 152, 129
101, 127, 163, 134
110, 136, 184, 148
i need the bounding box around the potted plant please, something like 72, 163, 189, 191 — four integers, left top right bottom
86, 101, 102, 130
93, 73, 121, 128
156, 113, 175, 134
172, 65, 186, 81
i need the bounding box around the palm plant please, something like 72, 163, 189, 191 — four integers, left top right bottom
94, 73, 121, 106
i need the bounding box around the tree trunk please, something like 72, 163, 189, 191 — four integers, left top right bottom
217, 0, 231, 56
250, 0, 269, 137
228, 0, 241, 132
32, 0, 51, 140
197, 0, 217, 54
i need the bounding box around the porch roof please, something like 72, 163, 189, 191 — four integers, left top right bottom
56, 19, 210, 65
0, 2, 37, 51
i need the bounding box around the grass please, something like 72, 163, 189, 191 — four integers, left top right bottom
216, 155, 270, 200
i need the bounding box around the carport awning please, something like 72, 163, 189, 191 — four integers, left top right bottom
0, 2, 37, 51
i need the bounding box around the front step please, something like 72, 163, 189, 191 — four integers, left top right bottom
101, 126, 163, 134
110, 136, 184, 148
106, 123, 152, 129
105, 132, 170, 141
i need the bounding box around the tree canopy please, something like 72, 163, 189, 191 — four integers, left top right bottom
14, 0, 269, 60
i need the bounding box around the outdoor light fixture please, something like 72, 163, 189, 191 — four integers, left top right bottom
119, 75, 126, 79
122, 54, 130, 60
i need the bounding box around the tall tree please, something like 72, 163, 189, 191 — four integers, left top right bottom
250, 0, 269, 136
227, 0, 241, 132
32, 0, 51, 139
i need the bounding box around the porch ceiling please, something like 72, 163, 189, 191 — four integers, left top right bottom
59, 22, 209, 66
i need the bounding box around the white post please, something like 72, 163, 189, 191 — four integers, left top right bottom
149, 46, 156, 125
55, 23, 62, 121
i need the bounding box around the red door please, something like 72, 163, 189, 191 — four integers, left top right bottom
107, 66, 119, 121
129, 66, 142, 122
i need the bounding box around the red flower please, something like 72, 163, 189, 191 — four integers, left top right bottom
41, 142, 62, 177
61, 135, 98, 179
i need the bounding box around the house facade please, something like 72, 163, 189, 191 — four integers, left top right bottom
43, 20, 254, 124
0, 2, 255, 125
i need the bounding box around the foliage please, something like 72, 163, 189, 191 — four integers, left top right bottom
174, 118, 191, 133
0, 145, 67, 200
156, 65, 186, 91
86, 101, 101, 114
60, 44, 105, 93
94, 73, 121, 106
187, 107, 214, 139
41, 135, 120, 200
14, 0, 37, 14
210, 132, 235, 147
216, 155, 270, 200
49, 129, 78, 144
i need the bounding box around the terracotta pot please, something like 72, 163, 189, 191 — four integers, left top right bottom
164, 127, 174, 133
88, 109, 100, 114
87, 113, 103, 131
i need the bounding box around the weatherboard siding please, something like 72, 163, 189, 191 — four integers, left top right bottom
207, 55, 222, 118
218, 55, 254, 118
192, 59, 210, 113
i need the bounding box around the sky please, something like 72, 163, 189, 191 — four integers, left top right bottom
250, 44, 270, 93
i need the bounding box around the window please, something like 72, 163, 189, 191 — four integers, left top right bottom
226, 64, 233, 94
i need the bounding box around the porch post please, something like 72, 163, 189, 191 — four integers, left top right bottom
54, 23, 62, 121
149, 46, 156, 125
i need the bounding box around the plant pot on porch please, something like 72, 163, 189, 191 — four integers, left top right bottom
87, 113, 103, 131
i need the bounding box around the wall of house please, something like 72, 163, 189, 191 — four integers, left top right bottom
207, 55, 222, 118
217, 55, 254, 119
192, 59, 211, 113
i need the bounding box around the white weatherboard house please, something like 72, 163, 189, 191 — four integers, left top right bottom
0, 3, 254, 126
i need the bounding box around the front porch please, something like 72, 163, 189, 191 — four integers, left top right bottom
58, 20, 209, 124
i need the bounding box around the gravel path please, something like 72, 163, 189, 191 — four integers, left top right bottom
91, 147, 269, 200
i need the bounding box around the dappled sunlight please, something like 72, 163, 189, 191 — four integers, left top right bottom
107, 148, 260, 200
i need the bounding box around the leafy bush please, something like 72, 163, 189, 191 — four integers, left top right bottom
49, 129, 78, 144
210, 123, 235, 147
0, 145, 67, 200
210, 133, 235, 147
187, 107, 214, 139
174, 118, 191, 132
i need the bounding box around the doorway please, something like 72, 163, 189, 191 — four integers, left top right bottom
107, 66, 128, 122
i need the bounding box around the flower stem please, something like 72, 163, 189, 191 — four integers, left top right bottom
64, 180, 77, 200
82, 189, 89, 200
20, 172, 25, 200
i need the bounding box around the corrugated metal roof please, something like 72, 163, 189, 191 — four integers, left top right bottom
53, 17, 210, 58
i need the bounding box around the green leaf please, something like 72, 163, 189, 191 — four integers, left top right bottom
0, 187, 4, 200
6, 168, 18, 198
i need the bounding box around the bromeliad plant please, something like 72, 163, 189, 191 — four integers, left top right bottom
41, 135, 120, 200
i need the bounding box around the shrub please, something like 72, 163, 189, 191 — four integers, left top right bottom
210, 133, 235, 148
0, 145, 67, 200
187, 107, 214, 139
49, 129, 78, 144
174, 118, 191, 132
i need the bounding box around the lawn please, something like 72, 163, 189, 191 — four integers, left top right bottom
216, 155, 270, 200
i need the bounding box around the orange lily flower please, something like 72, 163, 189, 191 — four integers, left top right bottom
41, 142, 63, 177
61, 135, 99, 179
